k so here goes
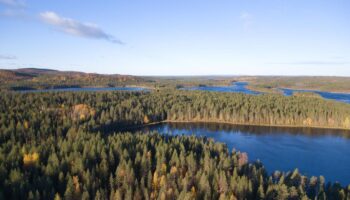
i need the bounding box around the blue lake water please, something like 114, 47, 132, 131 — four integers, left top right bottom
17, 82, 350, 104
184, 82, 350, 104
19, 87, 149, 93
128, 122, 350, 185
281, 88, 350, 104
181, 82, 261, 95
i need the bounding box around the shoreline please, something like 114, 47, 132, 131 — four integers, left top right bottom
121, 119, 350, 132
278, 87, 350, 95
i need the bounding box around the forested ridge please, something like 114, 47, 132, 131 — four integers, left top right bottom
240, 76, 350, 93
2, 90, 349, 132
0, 68, 142, 91
1, 91, 350, 199
0, 68, 231, 91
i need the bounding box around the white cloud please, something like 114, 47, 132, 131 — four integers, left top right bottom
239, 11, 253, 30
39, 11, 123, 44
0, 54, 17, 60
0, 8, 28, 19
0, 0, 27, 20
0, 0, 25, 7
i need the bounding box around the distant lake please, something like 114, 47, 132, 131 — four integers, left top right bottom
281, 88, 350, 104
127, 122, 350, 185
183, 82, 350, 104
18, 87, 149, 93
181, 82, 261, 95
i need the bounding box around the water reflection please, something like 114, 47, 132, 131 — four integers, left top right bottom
181, 81, 350, 104
281, 88, 350, 104
126, 122, 350, 185
181, 82, 261, 95
170, 123, 350, 138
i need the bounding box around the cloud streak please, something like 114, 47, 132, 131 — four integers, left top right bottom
0, 54, 17, 60
0, 8, 28, 19
0, 0, 25, 7
290, 61, 348, 65
269, 61, 348, 65
39, 11, 123, 44
239, 11, 253, 30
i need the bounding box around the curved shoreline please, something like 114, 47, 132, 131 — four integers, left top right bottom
122, 119, 350, 132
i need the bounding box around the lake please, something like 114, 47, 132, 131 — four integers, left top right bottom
181, 82, 261, 95
281, 88, 350, 104
126, 122, 350, 185
18, 87, 149, 93
17, 82, 350, 104
183, 82, 350, 104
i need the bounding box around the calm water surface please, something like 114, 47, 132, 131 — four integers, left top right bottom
281, 88, 350, 104
128, 122, 350, 185
17, 82, 350, 104
182, 82, 261, 95
184, 82, 350, 104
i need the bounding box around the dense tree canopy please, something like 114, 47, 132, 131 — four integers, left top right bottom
245, 76, 350, 93
2, 90, 349, 133
1, 90, 350, 199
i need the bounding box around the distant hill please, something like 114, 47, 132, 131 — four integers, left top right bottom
234, 76, 350, 93
0, 69, 36, 82
0, 68, 132, 77
0, 68, 143, 90
15, 68, 59, 74
0, 68, 235, 90
3, 68, 350, 92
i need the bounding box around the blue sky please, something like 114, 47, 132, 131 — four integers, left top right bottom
0, 0, 349, 76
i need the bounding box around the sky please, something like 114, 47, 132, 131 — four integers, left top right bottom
0, 0, 349, 76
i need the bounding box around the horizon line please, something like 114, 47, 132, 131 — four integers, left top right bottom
1, 67, 350, 78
